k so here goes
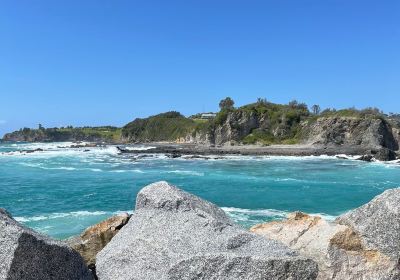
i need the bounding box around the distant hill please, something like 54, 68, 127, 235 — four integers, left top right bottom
121, 111, 196, 143
2, 126, 121, 143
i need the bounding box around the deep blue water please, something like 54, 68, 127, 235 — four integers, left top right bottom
1, 142, 399, 239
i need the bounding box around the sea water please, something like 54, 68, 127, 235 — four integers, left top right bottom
1, 142, 399, 239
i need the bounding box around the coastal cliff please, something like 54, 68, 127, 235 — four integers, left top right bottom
187, 103, 400, 159
302, 116, 399, 150
3, 101, 400, 160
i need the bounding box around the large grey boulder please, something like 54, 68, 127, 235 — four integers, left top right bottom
96, 181, 318, 280
251, 188, 400, 280
336, 188, 400, 260
0, 208, 93, 280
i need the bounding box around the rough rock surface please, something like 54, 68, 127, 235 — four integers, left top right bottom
67, 213, 130, 268
213, 110, 259, 145
373, 147, 397, 161
336, 188, 400, 260
96, 181, 318, 280
251, 189, 400, 280
0, 208, 93, 280
303, 117, 398, 151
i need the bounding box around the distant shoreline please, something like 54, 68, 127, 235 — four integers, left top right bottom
1, 140, 398, 161
117, 142, 375, 158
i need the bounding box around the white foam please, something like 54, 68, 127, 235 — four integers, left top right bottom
19, 162, 77, 171
274, 178, 306, 182
221, 207, 337, 223
15, 210, 134, 224
89, 168, 103, 172
222, 207, 289, 218
166, 170, 204, 176
123, 146, 156, 151
15, 210, 109, 223
109, 169, 144, 173
0, 142, 120, 158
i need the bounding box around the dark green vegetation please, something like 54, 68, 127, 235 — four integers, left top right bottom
193, 99, 312, 145
3, 126, 121, 142
121, 111, 196, 142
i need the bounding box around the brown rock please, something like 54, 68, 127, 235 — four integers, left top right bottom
67, 213, 130, 268
251, 211, 399, 280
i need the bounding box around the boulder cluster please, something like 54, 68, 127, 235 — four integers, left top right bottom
251, 189, 400, 280
1, 182, 400, 280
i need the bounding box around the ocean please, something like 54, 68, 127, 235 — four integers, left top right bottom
1, 142, 399, 239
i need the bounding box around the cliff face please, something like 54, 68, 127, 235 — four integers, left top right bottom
190, 110, 260, 146
190, 111, 400, 152
190, 106, 309, 146
302, 117, 399, 150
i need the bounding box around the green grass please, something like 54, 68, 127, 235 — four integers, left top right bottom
319, 108, 384, 119
122, 111, 197, 142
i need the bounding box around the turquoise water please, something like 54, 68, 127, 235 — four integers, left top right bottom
1, 142, 399, 239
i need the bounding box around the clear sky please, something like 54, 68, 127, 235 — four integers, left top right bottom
0, 0, 399, 136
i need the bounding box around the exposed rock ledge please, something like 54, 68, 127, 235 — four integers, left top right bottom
251, 188, 400, 280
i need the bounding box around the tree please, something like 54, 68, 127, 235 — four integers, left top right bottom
288, 100, 298, 108
257, 98, 268, 106
219, 97, 235, 110
38, 124, 44, 130
311, 104, 321, 115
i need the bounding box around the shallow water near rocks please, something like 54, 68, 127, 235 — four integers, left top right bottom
1, 142, 399, 239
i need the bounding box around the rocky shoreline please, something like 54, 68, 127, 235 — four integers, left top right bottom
1, 181, 400, 279
117, 143, 399, 161
2, 140, 399, 162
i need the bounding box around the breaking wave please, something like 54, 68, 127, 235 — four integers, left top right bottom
15, 210, 132, 223
166, 170, 204, 176
222, 207, 337, 227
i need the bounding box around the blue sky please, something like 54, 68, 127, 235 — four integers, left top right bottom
0, 0, 399, 136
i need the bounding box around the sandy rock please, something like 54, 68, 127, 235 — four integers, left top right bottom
67, 213, 130, 268
251, 189, 400, 280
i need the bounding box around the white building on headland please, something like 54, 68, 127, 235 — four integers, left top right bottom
200, 113, 217, 119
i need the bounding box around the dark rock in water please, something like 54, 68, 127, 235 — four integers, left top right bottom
19, 148, 44, 154
67, 213, 130, 270
116, 146, 127, 153
96, 182, 318, 280
70, 144, 98, 149
168, 151, 182, 158
336, 156, 349, 160
356, 154, 374, 162
0, 208, 93, 280
373, 148, 397, 161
